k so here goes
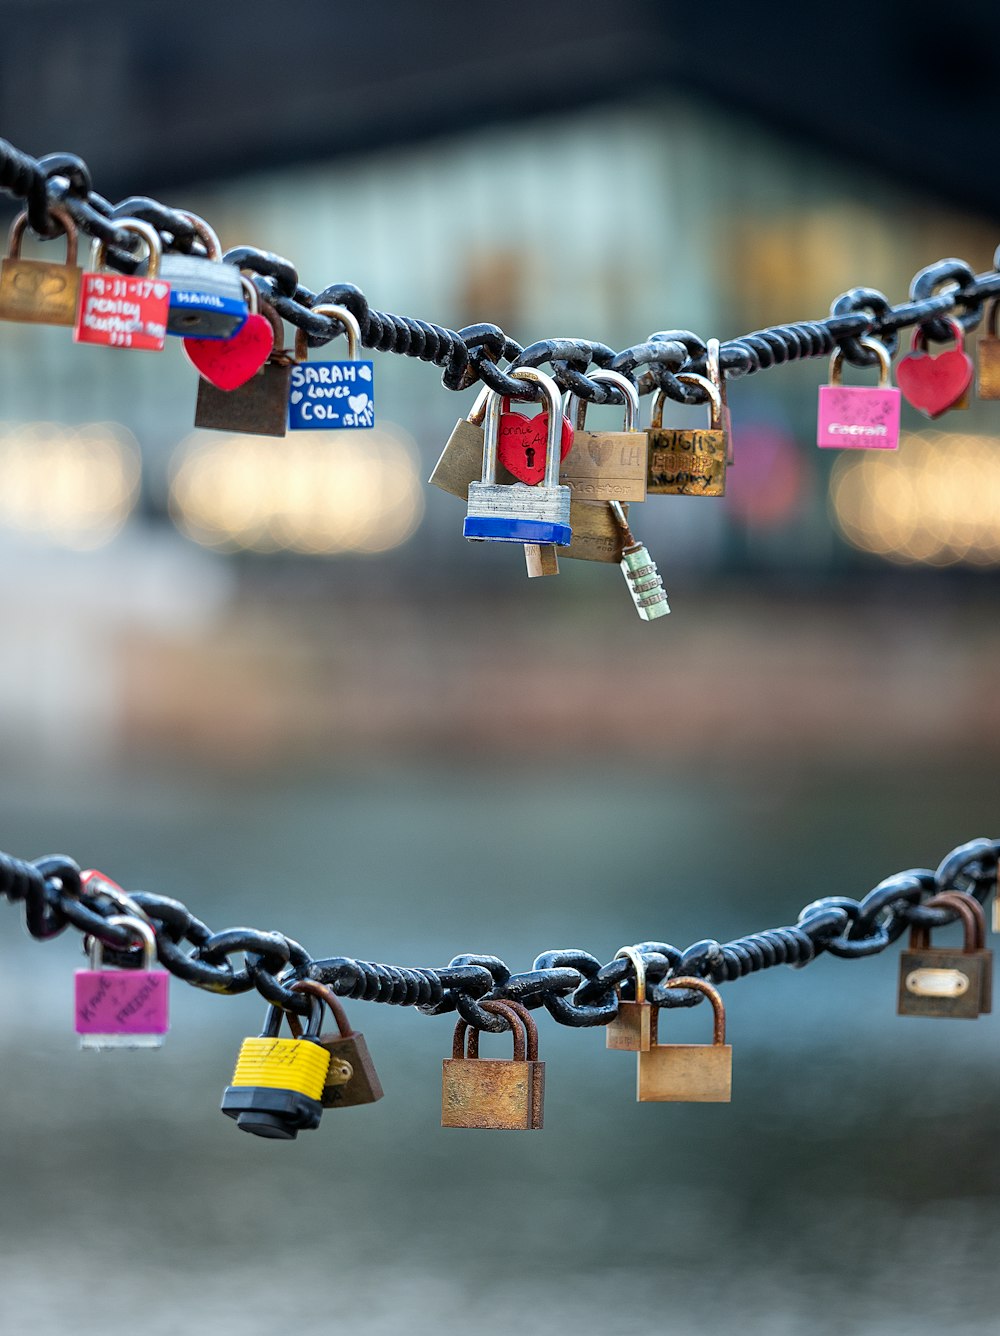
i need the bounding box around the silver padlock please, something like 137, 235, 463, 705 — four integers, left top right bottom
158, 212, 247, 340
464, 367, 572, 546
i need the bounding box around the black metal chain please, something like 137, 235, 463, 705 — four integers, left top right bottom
3, 139, 1000, 410
1, 839, 995, 1032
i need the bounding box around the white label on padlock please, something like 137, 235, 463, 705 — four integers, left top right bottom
905, 968, 969, 997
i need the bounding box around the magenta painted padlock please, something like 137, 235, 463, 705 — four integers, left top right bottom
75, 914, 169, 1050
817, 337, 900, 451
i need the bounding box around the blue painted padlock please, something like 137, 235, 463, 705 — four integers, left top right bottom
161, 212, 247, 340
288, 304, 374, 430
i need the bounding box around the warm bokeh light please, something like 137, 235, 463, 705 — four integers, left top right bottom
829, 431, 1000, 567
0, 421, 141, 549
169, 423, 425, 555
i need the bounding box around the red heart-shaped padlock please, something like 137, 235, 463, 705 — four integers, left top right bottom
183, 313, 275, 392
896, 348, 973, 420
498, 411, 574, 484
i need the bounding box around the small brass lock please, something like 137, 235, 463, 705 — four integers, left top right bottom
289, 979, 384, 1108
442, 998, 544, 1131
194, 301, 293, 436
0, 204, 82, 326
605, 946, 653, 1052
978, 299, 1000, 400
897, 891, 989, 1019
637, 977, 732, 1103
647, 372, 727, 497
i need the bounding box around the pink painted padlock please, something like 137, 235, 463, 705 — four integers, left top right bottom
75, 914, 169, 1050
817, 337, 900, 451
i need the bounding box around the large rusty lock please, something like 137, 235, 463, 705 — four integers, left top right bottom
289, 979, 384, 1107
898, 892, 990, 1018
442, 998, 544, 1130
637, 976, 732, 1103
0, 204, 82, 326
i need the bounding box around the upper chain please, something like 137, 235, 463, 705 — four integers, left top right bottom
0, 839, 995, 1032
4, 139, 1000, 410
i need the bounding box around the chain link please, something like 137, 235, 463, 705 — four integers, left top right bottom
1, 839, 995, 1027
3, 138, 1000, 409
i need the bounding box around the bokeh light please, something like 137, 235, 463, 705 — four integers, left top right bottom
0, 421, 141, 549
169, 423, 425, 555
829, 430, 1000, 566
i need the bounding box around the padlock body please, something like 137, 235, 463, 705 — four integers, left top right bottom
897, 949, 984, 1018
464, 481, 571, 546
442, 1057, 543, 1130
429, 419, 517, 499
563, 430, 647, 502
160, 254, 247, 339
817, 384, 901, 450
647, 428, 727, 496
0, 257, 81, 325
977, 337, 1000, 399
605, 1000, 652, 1051
288, 361, 375, 429
74, 968, 169, 1048
318, 1031, 384, 1107
194, 362, 292, 436
561, 499, 627, 562
637, 1042, 732, 1102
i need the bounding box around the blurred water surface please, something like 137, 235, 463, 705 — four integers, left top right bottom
0, 760, 997, 1335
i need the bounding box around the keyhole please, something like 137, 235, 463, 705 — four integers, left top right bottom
524, 446, 536, 469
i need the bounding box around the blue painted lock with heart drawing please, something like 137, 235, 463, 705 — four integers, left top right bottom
288, 304, 374, 430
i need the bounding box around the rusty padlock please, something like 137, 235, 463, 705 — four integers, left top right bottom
898, 892, 988, 1019
289, 979, 384, 1107
605, 946, 653, 1052
193, 301, 293, 436
637, 976, 732, 1103
442, 998, 544, 1130
932, 892, 992, 1014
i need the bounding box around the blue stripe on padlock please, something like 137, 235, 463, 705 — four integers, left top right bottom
463, 517, 572, 545
167, 290, 248, 339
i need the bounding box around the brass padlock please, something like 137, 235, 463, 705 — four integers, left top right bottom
442, 998, 544, 1130
194, 301, 292, 436
897, 892, 988, 1018
978, 299, 1000, 400
605, 946, 652, 1051
563, 369, 647, 502
290, 979, 384, 1107
560, 499, 629, 562
637, 977, 732, 1103
429, 387, 516, 499
647, 372, 727, 497
0, 204, 81, 326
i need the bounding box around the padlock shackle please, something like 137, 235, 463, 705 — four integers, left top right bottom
88, 913, 157, 971
706, 337, 726, 405
261, 993, 324, 1040
651, 375, 722, 432
511, 367, 564, 490
933, 890, 987, 949
452, 998, 538, 1062
177, 210, 222, 262
657, 976, 726, 1046
988, 297, 1000, 341
93, 217, 163, 279
910, 317, 965, 355
614, 946, 647, 1007
569, 369, 639, 432
294, 303, 362, 364
258, 300, 291, 365
828, 337, 892, 388
238, 275, 259, 316
288, 977, 354, 1039
913, 891, 985, 952
7, 205, 78, 267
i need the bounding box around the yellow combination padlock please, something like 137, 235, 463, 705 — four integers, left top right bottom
221, 995, 332, 1139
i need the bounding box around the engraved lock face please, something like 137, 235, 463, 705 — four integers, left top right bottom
441, 1001, 544, 1131
561, 499, 629, 563
636, 978, 732, 1103
817, 339, 900, 450
288, 305, 375, 430
563, 370, 647, 502
75, 915, 169, 1050
647, 373, 727, 497
0, 206, 82, 326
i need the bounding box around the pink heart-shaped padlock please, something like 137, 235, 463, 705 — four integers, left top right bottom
896, 347, 973, 420
497, 411, 574, 485
183, 313, 275, 391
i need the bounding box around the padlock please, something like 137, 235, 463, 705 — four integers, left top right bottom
289, 979, 384, 1107
637, 977, 732, 1102
611, 501, 670, 620
75, 218, 171, 352
932, 891, 992, 1014
442, 998, 544, 1130
75, 914, 169, 1050
159, 212, 247, 340
563, 369, 647, 502
647, 373, 727, 496
221, 995, 332, 1139
994, 865, 1000, 936
605, 946, 653, 1051
561, 499, 629, 562
464, 367, 572, 546
977, 299, 1000, 400
194, 301, 292, 436
184, 276, 275, 391
817, 337, 901, 450
0, 203, 81, 325
896, 319, 974, 419
897, 892, 988, 1019
288, 305, 375, 429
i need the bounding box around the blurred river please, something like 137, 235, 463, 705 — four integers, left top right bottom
0, 759, 997, 1334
